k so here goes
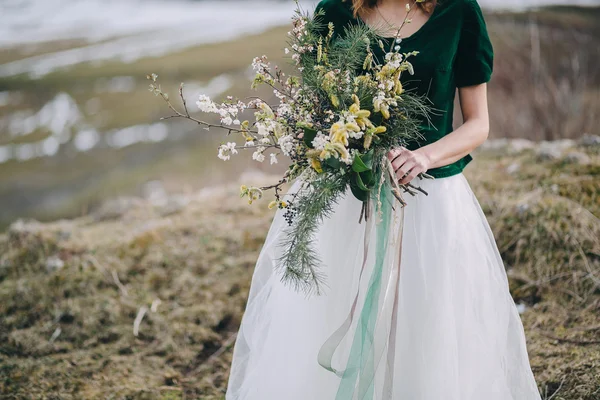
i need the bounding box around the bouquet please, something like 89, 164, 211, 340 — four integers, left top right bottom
148, 2, 432, 294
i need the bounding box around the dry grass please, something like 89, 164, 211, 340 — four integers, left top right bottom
1, 144, 599, 399
485, 7, 600, 141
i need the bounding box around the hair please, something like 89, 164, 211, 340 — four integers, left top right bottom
350, 0, 437, 16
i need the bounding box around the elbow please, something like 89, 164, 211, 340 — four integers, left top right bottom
476, 118, 490, 146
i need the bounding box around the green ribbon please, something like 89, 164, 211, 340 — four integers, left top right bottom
335, 187, 393, 400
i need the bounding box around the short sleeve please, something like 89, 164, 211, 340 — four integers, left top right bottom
455, 0, 494, 88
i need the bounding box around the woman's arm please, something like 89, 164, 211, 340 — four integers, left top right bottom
387, 83, 490, 184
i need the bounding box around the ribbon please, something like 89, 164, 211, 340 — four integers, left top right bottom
318, 162, 405, 400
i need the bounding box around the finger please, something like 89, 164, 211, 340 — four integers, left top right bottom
395, 160, 415, 180
387, 148, 401, 160
392, 154, 409, 172
400, 167, 420, 185
387, 146, 407, 161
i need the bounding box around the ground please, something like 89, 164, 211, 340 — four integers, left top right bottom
1, 140, 599, 400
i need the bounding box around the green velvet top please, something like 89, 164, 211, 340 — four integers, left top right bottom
314, 0, 494, 178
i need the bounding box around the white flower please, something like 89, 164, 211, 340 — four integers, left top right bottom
233, 119, 240, 125
252, 146, 266, 162
221, 116, 233, 126
284, 48, 290, 54
270, 153, 278, 165
311, 132, 329, 150
217, 142, 238, 161
348, 129, 364, 140
256, 122, 271, 137
197, 95, 218, 113
245, 140, 255, 147
278, 135, 295, 157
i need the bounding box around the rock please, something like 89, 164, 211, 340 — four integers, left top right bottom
536, 145, 562, 161
516, 203, 530, 215
93, 197, 144, 221
45, 256, 65, 273
480, 138, 535, 154
508, 139, 535, 154
516, 303, 528, 314
8, 219, 42, 237
158, 195, 189, 216
535, 139, 575, 161
479, 138, 508, 151
143, 180, 169, 207
580, 134, 600, 147
506, 162, 521, 175
564, 151, 591, 165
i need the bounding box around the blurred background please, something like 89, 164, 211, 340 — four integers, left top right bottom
0, 0, 598, 228
1, 1, 599, 399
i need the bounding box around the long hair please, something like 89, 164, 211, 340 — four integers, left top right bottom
350, 0, 437, 16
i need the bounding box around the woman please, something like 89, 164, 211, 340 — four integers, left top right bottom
226, 0, 541, 399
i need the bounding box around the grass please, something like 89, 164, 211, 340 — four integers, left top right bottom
0, 144, 598, 399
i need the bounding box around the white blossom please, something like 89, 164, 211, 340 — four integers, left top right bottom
277, 135, 295, 157
311, 132, 329, 150
197, 94, 218, 113
252, 146, 266, 162
270, 153, 278, 165
217, 142, 238, 161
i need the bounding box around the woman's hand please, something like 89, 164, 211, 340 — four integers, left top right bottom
387, 147, 432, 185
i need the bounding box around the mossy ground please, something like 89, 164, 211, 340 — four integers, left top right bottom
1, 144, 599, 400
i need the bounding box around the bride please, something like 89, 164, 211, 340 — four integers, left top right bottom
226, 0, 541, 399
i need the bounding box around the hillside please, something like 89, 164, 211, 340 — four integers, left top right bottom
1, 138, 599, 399
1, 6, 599, 229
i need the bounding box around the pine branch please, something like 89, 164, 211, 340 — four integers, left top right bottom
277, 172, 349, 295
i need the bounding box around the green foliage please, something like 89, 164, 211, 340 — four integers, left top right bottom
277, 172, 349, 295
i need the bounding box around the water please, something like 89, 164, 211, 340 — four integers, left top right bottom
1, 0, 598, 77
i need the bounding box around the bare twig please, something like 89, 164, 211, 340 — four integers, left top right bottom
111, 270, 129, 297
545, 377, 566, 400
133, 306, 148, 337
538, 330, 600, 346
189, 333, 238, 375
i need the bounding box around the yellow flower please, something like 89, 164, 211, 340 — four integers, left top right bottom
321, 71, 340, 109
348, 94, 374, 130
363, 125, 386, 149
329, 94, 340, 108
269, 200, 288, 209
373, 98, 391, 119
319, 142, 349, 163
310, 158, 323, 173
394, 79, 404, 96
329, 121, 349, 147
258, 102, 275, 119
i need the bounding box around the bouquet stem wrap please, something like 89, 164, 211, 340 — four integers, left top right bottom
318, 177, 405, 400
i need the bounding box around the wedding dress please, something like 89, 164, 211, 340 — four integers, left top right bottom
226, 172, 542, 399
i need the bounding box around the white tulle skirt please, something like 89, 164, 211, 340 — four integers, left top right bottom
226, 173, 541, 400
